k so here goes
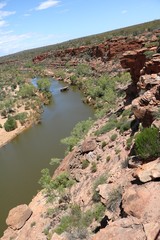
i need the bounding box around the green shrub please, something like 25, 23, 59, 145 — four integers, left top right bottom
15, 112, 28, 125
121, 108, 132, 117
116, 119, 131, 133
101, 141, 107, 149
4, 116, 17, 132
144, 50, 154, 58
126, 136, 134, 150
82, 159, 90, 169
49, 158, 61, 171
30, 222, 36, 228
106, 156, 111, 162
115, 148, 121, 155
110, 133, 117, 141
135, 127, 160, 159
91, 162, 97, 173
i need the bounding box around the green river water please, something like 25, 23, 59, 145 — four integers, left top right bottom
0, 79, 94, 236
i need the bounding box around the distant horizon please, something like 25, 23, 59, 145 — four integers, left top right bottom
0, 18, 159, 58
0, 0, 160, 57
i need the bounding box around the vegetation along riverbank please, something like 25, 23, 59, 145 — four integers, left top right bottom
1, 19, 160, 239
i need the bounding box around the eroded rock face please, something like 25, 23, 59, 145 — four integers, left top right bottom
120, 49, 146, 83
131, 84, 160, 126
6, 204, 32, 230
121, 46, 160, 126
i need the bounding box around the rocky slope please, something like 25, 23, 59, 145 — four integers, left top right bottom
1, 29, 160, 240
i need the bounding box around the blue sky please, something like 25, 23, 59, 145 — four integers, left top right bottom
0, 0, 159, 56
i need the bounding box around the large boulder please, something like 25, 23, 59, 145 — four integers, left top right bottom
6, 204, 32, 230
122, 182, 160, 222
133, 159, 160, 183
81, 138, 97, 154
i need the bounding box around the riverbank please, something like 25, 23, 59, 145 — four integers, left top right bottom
0, 121, 32, 149
0, 106, 39, 149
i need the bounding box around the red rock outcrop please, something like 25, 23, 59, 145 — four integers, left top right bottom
32, 37, 145, 64
121, 49, 147, 82
120, 40, 160, 125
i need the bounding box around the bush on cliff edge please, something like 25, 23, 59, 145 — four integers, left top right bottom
135, 127, 160, 159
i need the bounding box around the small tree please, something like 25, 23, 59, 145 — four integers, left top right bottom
37, 78, 51, 92
135, 127, 160, 159
4, 116, 17, 132
19, 84, 35, 98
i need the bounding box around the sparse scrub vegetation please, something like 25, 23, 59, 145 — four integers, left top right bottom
15, 112, 28, 125
95, 119, 117, 136
54, 202, 105, 235
91, 162, 97, 173
39, 169, 75, 202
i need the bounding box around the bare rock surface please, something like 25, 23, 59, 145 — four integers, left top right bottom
92, 217, 146, 240
134, 159, 160, 182
122, 182, 160, 222
143, 222, 160, 240
81, 138, 97, 153
6, 204, 32, 230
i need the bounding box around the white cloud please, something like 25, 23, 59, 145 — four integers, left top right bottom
0, 2, 16, 28
35, 0, 60, 10
0, 10, 16, 19
0, 20, 7, 27
121, 10, 127, 14
0, 31, 69, 56
0, 2, 6, 9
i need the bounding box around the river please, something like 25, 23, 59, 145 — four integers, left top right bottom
0, 79, 94, 236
